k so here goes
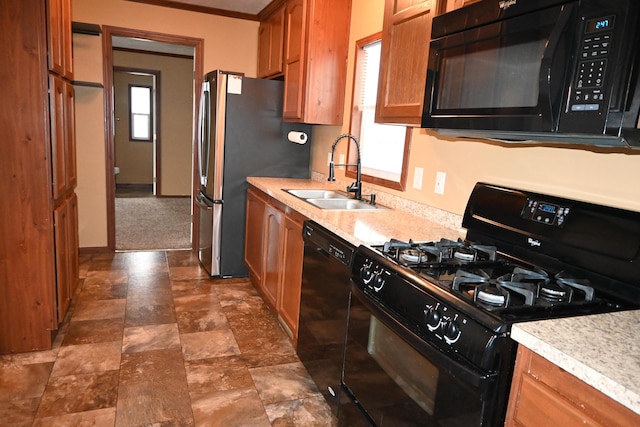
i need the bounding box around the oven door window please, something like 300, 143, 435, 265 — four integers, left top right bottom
342, 291, 492, 426
367, 316, 439, 415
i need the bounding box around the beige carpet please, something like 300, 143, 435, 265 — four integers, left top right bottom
115, 196, 191, 250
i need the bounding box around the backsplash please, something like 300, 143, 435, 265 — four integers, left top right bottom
310, 171, 465, 234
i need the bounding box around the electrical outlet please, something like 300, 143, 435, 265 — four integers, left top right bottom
413, 167, 423, 190
435, 171, 446, 195
327, 152, 332, 166
338, 154, 345, 170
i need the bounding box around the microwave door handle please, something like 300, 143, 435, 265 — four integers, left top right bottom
539, 3, 578, 126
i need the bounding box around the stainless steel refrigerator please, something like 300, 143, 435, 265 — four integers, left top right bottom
196, 70, 311, 277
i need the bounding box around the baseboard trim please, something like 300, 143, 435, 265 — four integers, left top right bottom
79, 246, 111, 255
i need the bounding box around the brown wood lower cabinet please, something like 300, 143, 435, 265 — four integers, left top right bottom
53, 193, 80, 324
506, 345, 639, 427
277, 210, 305, 340
244, 186, 307, 342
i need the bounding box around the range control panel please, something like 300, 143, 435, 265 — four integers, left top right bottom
570, 15, 615, 113
521, 198, 571, 226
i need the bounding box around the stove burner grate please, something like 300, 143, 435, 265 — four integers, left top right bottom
448, 265, 598, 310
376, 237, 601, 313
384, 238, 498, 267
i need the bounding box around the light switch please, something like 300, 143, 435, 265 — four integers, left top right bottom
435, 171, 446, 195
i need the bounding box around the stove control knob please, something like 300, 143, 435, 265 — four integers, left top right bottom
360, 263, 374, 284
372, 272, 385, 292
442, 317, 462, 345
424, 305, 441, 331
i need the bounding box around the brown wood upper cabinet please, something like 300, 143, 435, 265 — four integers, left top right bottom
47, 0, 73, 79
258, 0, 352, 125
258, 3, 285, 78
375, 0, 442, 126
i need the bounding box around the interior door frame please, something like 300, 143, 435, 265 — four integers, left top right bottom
102, 26, 204, 252
113, 67, 160, 195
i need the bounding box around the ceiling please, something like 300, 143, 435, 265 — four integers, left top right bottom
127, 0, 274, 20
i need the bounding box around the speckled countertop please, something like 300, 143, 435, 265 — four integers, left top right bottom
511, 310, 640, 415
247, 176, 464, 246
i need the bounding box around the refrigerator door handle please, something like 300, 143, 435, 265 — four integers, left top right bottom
196, 193, 223, 207
195, 193, 212, 208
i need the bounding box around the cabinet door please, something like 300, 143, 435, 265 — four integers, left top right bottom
64, 80, 77, 190
262, 203, 284, 310
54, 200, 71, 324
278, 212, 306, 340
61, 0, 73, 79
282, 0, 307, 121
376, 0, 438, 125
282, 0, 351, 124
49, 74, 66, 202
47, 0, 64, 75
68, 193, 79, 295
245, 188, 267, 287
258, 6, 285, 78
46, 0, 73, 78
258, 21, 272, 78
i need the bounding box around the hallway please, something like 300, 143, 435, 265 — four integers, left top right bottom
0, 251, 335, 426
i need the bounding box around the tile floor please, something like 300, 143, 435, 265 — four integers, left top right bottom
0, 250, 336, 426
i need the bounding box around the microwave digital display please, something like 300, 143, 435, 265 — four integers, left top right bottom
586, 15, 615, 33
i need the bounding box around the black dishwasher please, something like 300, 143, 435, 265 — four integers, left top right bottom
297, 221, 354, 416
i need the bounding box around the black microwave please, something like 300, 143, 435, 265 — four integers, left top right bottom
421, 0, 640, 149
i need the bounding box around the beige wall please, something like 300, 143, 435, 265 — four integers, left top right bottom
72, 0, 259, 248
113, 51, 193, 195
312, 0, 640, 216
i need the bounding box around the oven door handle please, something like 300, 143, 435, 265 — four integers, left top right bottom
349, 283, 496, 389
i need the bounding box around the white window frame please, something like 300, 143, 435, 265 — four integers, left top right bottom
346, 33, 410, 191
129, 84, 152, 142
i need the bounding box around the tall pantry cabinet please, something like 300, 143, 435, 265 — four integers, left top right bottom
0, 0, 78, 354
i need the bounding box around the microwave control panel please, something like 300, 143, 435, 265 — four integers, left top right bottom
570, 15, 615, 113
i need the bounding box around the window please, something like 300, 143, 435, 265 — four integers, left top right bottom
129, 85, 152, 141
347, 33, 410, 191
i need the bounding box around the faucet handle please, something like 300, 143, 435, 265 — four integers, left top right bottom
328, 162, 336, 181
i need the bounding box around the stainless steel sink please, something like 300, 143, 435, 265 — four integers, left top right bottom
284, 188, 387, 210
285, 189, 349, 199
305, 198, 387, 211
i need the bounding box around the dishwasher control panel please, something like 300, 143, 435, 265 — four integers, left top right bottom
329, 245, 348, 263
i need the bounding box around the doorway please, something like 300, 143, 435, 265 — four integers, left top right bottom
113, 69, 158, 197
102, 26, 204, 251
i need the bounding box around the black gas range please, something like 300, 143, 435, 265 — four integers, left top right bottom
343, 183, 640, 426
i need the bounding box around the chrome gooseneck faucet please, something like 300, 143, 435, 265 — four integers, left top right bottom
328, 133, 363, 200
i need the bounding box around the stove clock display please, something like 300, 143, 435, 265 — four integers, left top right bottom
522, 197, 571, 226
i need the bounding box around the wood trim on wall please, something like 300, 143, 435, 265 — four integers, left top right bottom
102, 25, 204, 252
125, 0, 261, 21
